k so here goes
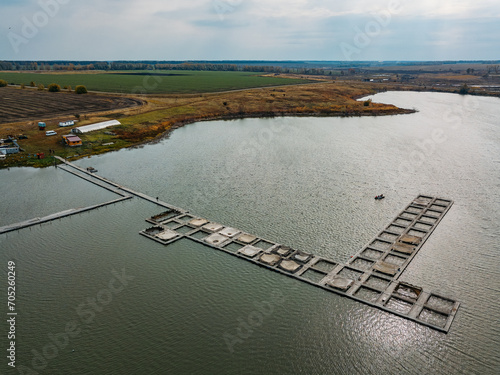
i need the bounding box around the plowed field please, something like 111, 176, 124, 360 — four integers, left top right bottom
0, 88, 142, 124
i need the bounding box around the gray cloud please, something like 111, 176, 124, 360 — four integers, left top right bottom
1, 0, 499, 60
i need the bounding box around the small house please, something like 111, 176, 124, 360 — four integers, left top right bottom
38, 122, 46, 131
62, 134, 82, 147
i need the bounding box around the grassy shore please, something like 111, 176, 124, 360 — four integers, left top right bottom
0, 81, 414, 169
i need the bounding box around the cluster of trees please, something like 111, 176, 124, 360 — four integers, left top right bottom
3, 60, 500, 77
0, 61, 108, 71
48, 83, 61, 92
458, 84, 470, 95
153, 62, 330, 75
1, 79, 87, 94
42, 83, 86, 94
75, 85, 87, 94
486, 65, 499, 74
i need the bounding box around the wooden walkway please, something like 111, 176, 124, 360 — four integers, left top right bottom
54, 156, 187, 213
0, 155, 185, 235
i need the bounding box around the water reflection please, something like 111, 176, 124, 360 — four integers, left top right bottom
1, 91, 499, 374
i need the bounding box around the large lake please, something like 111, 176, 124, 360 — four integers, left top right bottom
1, 91, 499, 374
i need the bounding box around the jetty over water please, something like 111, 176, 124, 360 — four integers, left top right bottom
1, 157, 460, 332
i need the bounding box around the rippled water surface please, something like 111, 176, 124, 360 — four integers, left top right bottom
1, 91, 499, 374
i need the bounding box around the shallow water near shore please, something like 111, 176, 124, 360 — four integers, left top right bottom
1, 91, 499, 374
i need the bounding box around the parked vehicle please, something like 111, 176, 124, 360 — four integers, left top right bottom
59, 120, 75, 127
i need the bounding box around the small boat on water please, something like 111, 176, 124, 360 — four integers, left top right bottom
375, 194, 385, 200
86, 167, 98, 173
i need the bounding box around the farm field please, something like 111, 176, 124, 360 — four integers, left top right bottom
0, 88, 142, 124
0, 71, 311, 94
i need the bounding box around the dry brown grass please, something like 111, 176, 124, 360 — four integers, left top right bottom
1, 81, 412, 168
112, 82, 410, 141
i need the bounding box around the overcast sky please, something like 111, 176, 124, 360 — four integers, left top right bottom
1, 0, 499, 61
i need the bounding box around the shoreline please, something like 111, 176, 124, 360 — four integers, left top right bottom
0, 81, 464, 169
134, 105, 415, 144
1, 107, 415, 170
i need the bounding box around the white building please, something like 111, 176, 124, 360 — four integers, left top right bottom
71, 120, 121, 134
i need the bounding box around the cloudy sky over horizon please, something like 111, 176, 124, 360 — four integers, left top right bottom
1, 0, 499, 61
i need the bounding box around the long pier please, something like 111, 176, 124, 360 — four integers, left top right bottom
1, 157, 460, 332
0, 156, 185, 235
0, 197, 131, 234
53, 156, 187, 213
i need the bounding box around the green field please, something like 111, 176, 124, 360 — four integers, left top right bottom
0, 71, 310, 94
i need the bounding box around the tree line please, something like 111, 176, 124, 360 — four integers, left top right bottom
0, 60, 333, 76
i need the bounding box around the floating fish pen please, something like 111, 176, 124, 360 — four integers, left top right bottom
140, 195, 460, 333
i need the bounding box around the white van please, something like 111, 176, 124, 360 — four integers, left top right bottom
45, 130, 57, 136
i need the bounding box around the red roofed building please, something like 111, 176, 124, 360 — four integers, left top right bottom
62, 134, 82, 147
